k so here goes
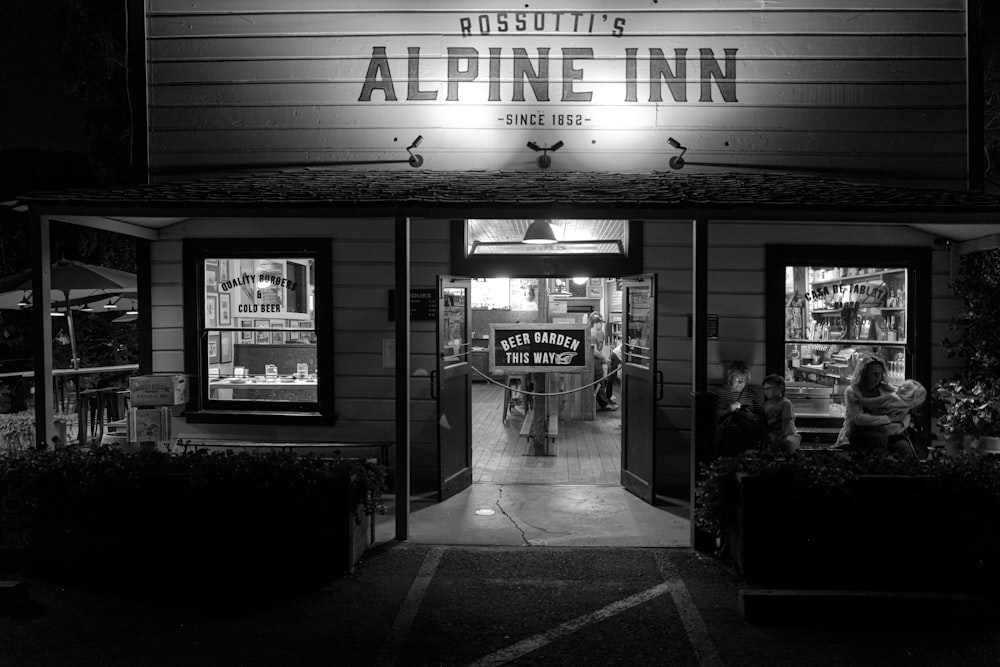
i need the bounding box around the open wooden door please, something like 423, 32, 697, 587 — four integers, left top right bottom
620, 273, 659, 503
436, 275, 473, 501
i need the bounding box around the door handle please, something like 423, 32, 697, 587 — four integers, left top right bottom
429, 370, 438, 400
656, 369, 664, 402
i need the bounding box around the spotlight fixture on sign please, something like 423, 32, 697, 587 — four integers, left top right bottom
406, 135, 424, 168
16, 291, 30, 308
526, 140, 564, 169
522, 219, 558, 245
667, 137, 687, 170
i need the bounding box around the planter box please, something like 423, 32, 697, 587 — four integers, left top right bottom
0, 466, 374, 595
730, 472, 1000, 594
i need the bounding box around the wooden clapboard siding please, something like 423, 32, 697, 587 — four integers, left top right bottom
640, 219, 963, 495
146, 214, 963, 497
150, 217, 445, 445
642, 221, 692, 495
145, 1, 970, 186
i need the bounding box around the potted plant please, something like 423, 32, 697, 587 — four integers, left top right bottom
933, 379, 1000, 453
0, 411, 70, 453
934, 248, 1000, 452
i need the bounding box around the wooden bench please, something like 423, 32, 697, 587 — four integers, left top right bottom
518, 410, 558, 455
174, 437, 394, 468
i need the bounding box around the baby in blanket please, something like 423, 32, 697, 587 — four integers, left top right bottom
858, 379, 927, 434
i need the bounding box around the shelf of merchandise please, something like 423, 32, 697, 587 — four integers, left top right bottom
808, 268, 905, 287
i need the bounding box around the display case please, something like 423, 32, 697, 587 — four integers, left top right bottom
783, 265, 910, 416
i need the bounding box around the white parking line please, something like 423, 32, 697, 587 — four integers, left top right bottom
467, 581, 674, 667
373, 545, 446, 667
656, 552, 725, 667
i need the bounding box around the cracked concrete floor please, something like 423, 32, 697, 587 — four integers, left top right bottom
374, 484, 690, 547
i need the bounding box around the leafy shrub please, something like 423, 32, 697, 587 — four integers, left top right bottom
0, 447, 387, 596
695, 449, 1000, 536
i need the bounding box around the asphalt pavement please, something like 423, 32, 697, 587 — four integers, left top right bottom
3, 542, 1000, 666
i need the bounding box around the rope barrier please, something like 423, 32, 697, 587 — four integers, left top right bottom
468, 365, 618, 397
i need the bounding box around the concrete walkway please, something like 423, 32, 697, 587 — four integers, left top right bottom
375, 483, 691, 547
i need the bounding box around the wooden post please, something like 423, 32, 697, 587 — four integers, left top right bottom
394, 216, 410, 541
531, 277, 548, 452
31, 214, 54, 449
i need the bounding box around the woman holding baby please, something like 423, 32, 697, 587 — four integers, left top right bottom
835, 356, 925, 458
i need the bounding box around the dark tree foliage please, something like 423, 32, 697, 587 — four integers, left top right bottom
0, 3, 139, 393
49, 0, 134, 186
983, 1, 1000, 192
940, 249, 1000, 379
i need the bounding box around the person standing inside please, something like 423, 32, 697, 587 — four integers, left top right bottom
604, 340, 622, 405
588, 312, 618, 412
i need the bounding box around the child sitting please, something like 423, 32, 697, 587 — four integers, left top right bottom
762, 374, 801, 454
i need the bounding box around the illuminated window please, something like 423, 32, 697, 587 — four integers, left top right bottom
184, 239, 332, 423
766, 245, 929, 425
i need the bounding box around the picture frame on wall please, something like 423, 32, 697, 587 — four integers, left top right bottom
254, 319, 270, 345
238, 318, 253, 342
205, 260, 218, 293
205, 294, 218, 328
219, 260, 229, 284
219, 292, 232, 326
220, 332, 232, 363
298, 319, 314, 342
208, 333, 219, 363
270, 319, 285, 345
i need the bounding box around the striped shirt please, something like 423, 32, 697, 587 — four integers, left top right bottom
711, 385, 764, 422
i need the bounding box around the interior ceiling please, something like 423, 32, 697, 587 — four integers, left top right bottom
467, 219, 626, 244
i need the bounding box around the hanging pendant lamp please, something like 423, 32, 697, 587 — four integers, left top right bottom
522, 219, 557, 244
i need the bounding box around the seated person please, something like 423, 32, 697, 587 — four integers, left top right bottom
762, 373, 801, 455
711, 360, 767, 456
835, 358, 925, 458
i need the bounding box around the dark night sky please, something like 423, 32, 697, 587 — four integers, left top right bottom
0, 1, 89, 154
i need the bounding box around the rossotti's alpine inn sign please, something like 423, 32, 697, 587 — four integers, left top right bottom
145, 2, 968, 182
359, 11, 738, 109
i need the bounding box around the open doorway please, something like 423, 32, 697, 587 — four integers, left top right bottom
469, 276, 623, 486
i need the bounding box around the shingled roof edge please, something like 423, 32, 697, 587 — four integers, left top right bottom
15, 170, 1000, 218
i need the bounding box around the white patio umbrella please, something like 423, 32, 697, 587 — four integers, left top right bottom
0, 259, 137, 370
